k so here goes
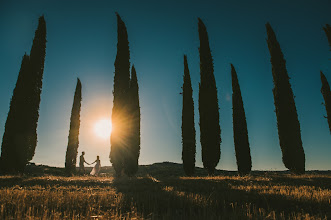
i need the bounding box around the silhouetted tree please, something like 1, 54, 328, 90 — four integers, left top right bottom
65, 78, 82, 175
323, 24, 331, 50
110, 13, 131, 177
266, 23, 305, 174
320, 71, 331, 134
0, 54, 32, 173
198, 18, 221, 175
0, 16, 46, 173
181, 55, 196, 176
231, 64, 251, 175
26, 15, 47, 162
124, 65, 140, 176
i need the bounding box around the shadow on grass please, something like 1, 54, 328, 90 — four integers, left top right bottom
112, 176, 225, 219
1, 170, 330, 219
261, 174, 331, 190
111, 175, 331, 219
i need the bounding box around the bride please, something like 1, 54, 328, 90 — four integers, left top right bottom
90, 156, 101, 176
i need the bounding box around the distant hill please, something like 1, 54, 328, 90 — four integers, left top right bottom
24, 161, 330, 177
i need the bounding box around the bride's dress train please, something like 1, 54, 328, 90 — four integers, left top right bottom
90, 159, 101, 176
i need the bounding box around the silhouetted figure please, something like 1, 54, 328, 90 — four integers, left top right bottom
79, 152, 90, 174
231, 64, 252, 175
90, 156, 101, 176
266, 23, 305, 174
65, 78, 82, 175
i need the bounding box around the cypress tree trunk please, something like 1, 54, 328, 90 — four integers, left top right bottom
65, 78, 82, 175
181, 55, 196, 176
323, 24, 331, 49
266, 23, 305, 174
231, 64, 252, 175
124, 65, 140, 176
320, 71, 331, 134
110, 13, 131, 177
198, 18, 221, 175
0, 16, 46, 173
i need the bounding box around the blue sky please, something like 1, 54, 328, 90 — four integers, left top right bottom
0, 0, 330, 170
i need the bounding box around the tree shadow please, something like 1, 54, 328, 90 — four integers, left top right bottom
111, 176, 227, 219
158, 177, 331, 218
111, 175, 330, 219
261, 174, 331, 190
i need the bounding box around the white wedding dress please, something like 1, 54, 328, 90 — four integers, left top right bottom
90, 159, 101, 176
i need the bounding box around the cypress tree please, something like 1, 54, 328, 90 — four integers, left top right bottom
25, 15, 47, 163
231, 64, 251, 175
323, 24, 331, 50
65, 78, 82, 175
0, 16, 46, 173
124, 65, 140, 176
198, 18, 221, 175
266, 23, 305, 174
110, 13, 131, 177
0, 54, 32, 173
320, 71, 331, 134
181, 55, 196, 176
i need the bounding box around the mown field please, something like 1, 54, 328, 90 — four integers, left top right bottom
0, 163, 330, 219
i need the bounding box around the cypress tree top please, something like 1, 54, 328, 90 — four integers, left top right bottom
198, 18, 215, 85
114, 12, 130, 98
30, 15, 46, 77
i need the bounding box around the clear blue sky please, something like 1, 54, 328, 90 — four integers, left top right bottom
0, 0, 330, 170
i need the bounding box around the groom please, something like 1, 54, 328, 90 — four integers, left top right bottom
79, 151, 90, 174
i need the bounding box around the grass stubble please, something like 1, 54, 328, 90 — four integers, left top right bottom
0, 170, 330, 219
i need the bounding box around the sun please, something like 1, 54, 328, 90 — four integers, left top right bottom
94, 119, 112, 139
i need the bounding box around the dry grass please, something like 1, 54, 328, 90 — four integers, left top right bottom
0, 171, 330, 219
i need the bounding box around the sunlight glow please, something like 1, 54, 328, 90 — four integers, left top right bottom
94, 119, 112, 139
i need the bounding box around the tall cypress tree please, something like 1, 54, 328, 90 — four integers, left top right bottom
323, 24, 331, 50
65, 78, 82, 175
198, 18, 221, 175
181, 55, 196, 176
110, 13, 131, 177
320, 71, 331, 134
26, 15, 47, 163
266, 23, 305, 174
0, 16, 46, 173
231, 64, 251, 175
0, 54, 32, 173
124, 65, 140, 176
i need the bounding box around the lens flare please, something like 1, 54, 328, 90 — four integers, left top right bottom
94, 119, 112, 139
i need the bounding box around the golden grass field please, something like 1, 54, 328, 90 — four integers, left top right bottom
0, 163, 330, 219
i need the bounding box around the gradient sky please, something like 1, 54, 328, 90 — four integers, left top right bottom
0, 0, 330, 170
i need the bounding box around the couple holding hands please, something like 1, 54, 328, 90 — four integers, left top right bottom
79, 152, 101, 176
